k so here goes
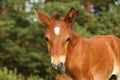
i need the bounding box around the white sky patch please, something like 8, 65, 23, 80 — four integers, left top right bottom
54, 27, 60, 35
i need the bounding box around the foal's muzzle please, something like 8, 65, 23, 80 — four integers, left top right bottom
50, 62, 65, 74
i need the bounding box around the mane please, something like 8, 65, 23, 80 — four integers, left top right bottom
52, 12, 61, 20
52, 12, 74, 30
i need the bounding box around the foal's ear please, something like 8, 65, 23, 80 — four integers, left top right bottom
34, 8, 51, 27
64, 7, 76, 24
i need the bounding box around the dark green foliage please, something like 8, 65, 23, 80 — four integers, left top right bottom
0, 67, 44, 80
88, 5, 120, 37
0, 0, 51, 79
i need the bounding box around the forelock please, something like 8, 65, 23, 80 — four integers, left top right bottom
52, 12, 62, 20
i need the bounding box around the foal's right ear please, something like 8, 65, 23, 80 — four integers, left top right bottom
34, 8, 51, 27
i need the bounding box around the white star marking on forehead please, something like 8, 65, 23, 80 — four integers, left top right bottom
54, 26, 60, 35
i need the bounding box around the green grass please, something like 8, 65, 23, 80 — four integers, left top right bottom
0, 67, 44, 80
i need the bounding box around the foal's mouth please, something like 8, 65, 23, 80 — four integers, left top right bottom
50, 62, 66, 74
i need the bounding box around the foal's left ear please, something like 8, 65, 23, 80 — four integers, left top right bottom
64, 7, 76, 24
34, 8, 51, 27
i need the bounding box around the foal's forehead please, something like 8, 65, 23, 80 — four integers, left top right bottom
45, 20, 69, 36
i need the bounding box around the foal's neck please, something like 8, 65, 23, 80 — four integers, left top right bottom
66, 29, 86, 62
65, 29, 88, 79
70, 29, 85, 47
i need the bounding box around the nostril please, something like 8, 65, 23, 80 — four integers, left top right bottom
60, 62, 63, 66
51, 63, 54, 68
57, 62, 64, 70
50, 62, 65, 74
50, 63, 57, 70
57, 62, 65, 74
59, 62, 64, 67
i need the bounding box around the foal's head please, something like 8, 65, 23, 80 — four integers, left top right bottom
35, 8, 76, 74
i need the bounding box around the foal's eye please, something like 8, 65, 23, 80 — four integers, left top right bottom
66, 37, 71, 42
45, 37, 49, 42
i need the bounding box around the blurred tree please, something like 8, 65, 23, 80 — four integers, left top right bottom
80, 0, 116, 15
0, 0, 51, 79
0, 0, 2, 16
88, 5, 120, 37
81, 0, 115, 8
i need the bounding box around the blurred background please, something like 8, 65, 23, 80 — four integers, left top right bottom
0, 0, 120, 80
